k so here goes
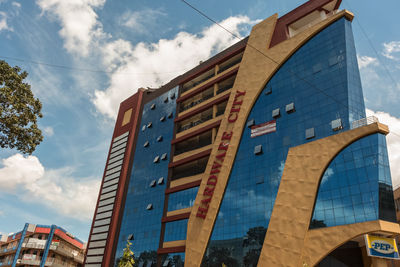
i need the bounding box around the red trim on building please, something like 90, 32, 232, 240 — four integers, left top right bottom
165, 180, 201, 194
162, 212, 191, 223
157, 246, 186, 254
54, 229, 84, 249
175, 94, 230, 123
177, 68, 238, 103
34, 228, 51, 234
171, 120, 221, 145
270, 0, 342, 47
168, 149, 212, 168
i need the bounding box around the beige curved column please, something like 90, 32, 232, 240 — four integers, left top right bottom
185, 8, 356, 267
257, 122, 392, 267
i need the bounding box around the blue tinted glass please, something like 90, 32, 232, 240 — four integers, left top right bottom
167, 187, 198, 211
115, 87, 178, 265
310, 133, 396, 228
164, 219, 188, 242
203, 18, 367, 266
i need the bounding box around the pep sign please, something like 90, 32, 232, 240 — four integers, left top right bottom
365, 234, 399, 259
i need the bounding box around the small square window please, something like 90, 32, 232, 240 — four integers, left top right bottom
170, 93, 175, 99
264, 84, 272, 95
331, 118, 342, 131
254, 145, 263, 155
147, 122, 152, 128
153, 156, 160, 163
313, 63, 322, 73
158, 177, 164, 185
161, 153, 167, 160
163, 260, 170, 267
285, 102, 295, 113
305, 128, 315, 139
127, 234, 134, 241
329, 56, 338, 66
168, 112, 173, 119
146, 204, 153, 210
160, 116, 166, 122
164, 96, 169, 103
143, 141, 149, 147
272, 108, 280, 118
157, 136, 163, 142
142, 125, 146, 131
149, 180, 156, 187
150, 103, 156, 110
247, 119, 255, 128
256, 175, 264, 184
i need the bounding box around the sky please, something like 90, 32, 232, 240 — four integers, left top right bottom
0, 0, 400, 242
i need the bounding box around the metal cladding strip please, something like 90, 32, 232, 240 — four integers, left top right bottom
113, 131, 129, 142
39, 225, 56, 267
11, 223, 29, 267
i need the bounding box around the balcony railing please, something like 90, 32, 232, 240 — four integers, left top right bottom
177, 114, 213, 133
351, 116, 379, 129
179, 93, 213, 112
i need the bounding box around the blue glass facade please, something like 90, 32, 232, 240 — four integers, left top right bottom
164, 219, 188, 242
203, 18, 369, 266
167, 187, 197, 211
311, 133, 396, 228
115, 87, 178, 265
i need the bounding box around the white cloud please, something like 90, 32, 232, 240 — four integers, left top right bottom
383, 41, 400, 60
0, 154, 100, 221
0, 11, 12, 32
366, 109, 400, 189
357, 55, 378, 69
36, 0, 106, 56
119, 8, 166, 34
11, 1, 21, 8
94, 16, 255, 118
43, 126, 54, 137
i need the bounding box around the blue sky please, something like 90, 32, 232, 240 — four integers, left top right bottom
0, 0, 400, 242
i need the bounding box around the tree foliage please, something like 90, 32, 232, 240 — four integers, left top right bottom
0, 60, 43, 154
118, 240, 135, 267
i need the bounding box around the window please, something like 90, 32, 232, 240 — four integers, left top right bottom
153, 156, 160, 163
142, 125, 146, 131
331, 118, 342, 131
247, 119, 255, 128
254, 145, 263, 155
143, 141, 149, 147
160, 116, 166, 122
158, 177, 164, 185
127, 234, 134, 240
146, 204, 153, 210
150, 103, 156, 110
285, 102, 295, 113
161, 153, 168, 160
272, 108, 280, 118
170, 92, 175, 99
329, 56, 338, 66
149, 180, 156, 187
164, 96, 169, 103
163, 260, 170, 267
264, 84, 272, 95
168, 112, 173, 118
305, 128, 315, 139
157, 136, 163, 142
147, 122, 153, 128
313, 63, 322, 73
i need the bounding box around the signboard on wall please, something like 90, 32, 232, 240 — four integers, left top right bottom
251, 120, 276, 138
365, 234, 400, 260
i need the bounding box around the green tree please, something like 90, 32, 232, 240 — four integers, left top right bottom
0, 60, 43, 154
118, 240, 135, 267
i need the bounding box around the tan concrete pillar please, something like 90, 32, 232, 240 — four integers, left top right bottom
371, 257, 389, 267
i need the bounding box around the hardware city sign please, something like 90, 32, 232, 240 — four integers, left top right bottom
196, 90, 246, 219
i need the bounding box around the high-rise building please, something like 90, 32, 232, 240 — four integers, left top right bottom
0, 223, 85, 267
85, 0, 400, 266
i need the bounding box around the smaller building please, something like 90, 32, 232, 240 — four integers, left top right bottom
394, 187, 400, 222
0, 223, 85, 267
